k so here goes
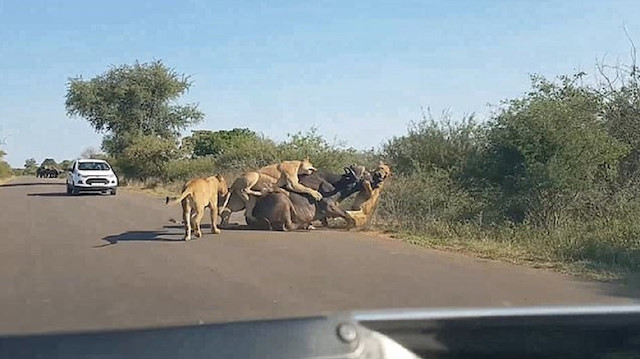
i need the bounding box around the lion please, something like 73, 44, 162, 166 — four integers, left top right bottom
165, 174, 229, 241
219, 157, 322, 225
345, 161, 392, 227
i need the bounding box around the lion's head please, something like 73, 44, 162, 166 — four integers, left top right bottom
297, 156, 317, 176
371, 161, 391, 188
213, 174, 229, 196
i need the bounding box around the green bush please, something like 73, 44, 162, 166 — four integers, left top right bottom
165, 157, 217, 182
376, 74, 640, 275
481, 75, 628, 228
0, 161, 11, 179
384, 112, 483, 176
277, 128, 377, 173
213, 135, 280, 172
23, 158, 38, 175
183, 128, 263, 158
116, 135, 178, 179
0, 150, 11, 179
376, 169, 482, 232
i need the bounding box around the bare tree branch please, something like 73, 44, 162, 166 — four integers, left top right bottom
0, 126, 7, 145
596, 57, 617, 93
623, 23, 637, 78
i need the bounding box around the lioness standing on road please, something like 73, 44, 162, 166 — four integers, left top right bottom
166, 174, 229, 241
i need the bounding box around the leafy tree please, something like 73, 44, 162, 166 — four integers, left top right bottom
0, 150, 11, 178
40, 158, 57, 168
384, 110, 483, 176
59, 160, 73, 171
481, 75, 629, 228
116, 135, 178, 179
25, 158, 37, 168
65, 60, 204, 156
594, 53, 640, 182
183, 128, 261, 158
277, 128, 366, 172
80, 146, 106, 159
210, 134, 280, 171
24, 158, 38, 174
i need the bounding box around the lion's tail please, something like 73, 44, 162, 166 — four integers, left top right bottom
165, 189, 191, 206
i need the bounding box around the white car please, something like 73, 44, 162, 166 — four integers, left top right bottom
66, 159, 118, 196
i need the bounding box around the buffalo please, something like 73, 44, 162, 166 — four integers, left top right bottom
247, 166, 368, 231
220, 165, 368, 228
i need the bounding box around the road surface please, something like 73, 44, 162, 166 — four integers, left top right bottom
0, 177, 637, 335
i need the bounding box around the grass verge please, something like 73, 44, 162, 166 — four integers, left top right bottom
121, 179, 182, 198
0, 176, 15, 185
378, 226, 637, 283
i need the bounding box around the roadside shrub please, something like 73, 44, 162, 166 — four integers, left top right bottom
375, 74, 640, 275
0, 161, 11, 178
0, 150, 11, 178
183, 128, 263, 158
384, 111, 483, 176
277, 128, 376, 173
376, 169, 482, 232
165, 157, 216, 182
213, 135, 280, 172
116, 135, 178, 179
480, 75, 629, 229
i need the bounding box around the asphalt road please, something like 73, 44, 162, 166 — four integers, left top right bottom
0, 177, 637, 335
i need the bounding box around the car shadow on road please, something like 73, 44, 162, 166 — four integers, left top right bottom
595, 274, 640, 301
1, 182, 64, 187
27, 192, 106, 197
96, 231, 184, 248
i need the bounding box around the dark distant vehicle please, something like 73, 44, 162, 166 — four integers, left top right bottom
36, 166, 59, 178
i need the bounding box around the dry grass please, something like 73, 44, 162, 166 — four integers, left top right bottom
0, 176, 15, 185
375, 227, 628, 282
371, 172, 640, 282
121, 171, 242, 198
121, 178, 182, 198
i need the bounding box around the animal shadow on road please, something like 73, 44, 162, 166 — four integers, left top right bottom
597, 273, 640, 301
164, 223, 348, 233
96, 230, 184, 247
164, 223, 256, 231
1, 182, 64, 188
164, 224, 288, 232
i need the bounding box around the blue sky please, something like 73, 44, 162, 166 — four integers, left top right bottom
1, 0, 639, 167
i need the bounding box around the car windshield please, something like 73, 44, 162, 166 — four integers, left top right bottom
78, 162, 110, 171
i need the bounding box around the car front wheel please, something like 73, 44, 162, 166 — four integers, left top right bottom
110, 188, 117, 196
